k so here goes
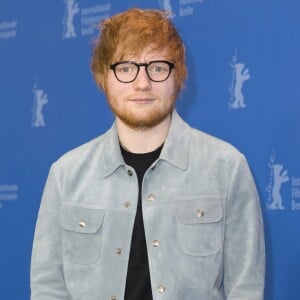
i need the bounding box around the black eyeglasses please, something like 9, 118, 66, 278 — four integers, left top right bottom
109, 60, 175, 83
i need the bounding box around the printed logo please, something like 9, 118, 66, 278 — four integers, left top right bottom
266, 150, 300, 211
229, 50, 250, 110
159, 0, 206, 18
179, 0, 206, 17
0, 20, 17, 41
62, 0, 80, 39
0, 184, 18, 208
62, 1, 111, 39
266, 151, 289, 210
81, 3, 111, 36
159, 0, 175, 18
291, 177, 300, 210
32, 82, 48, 128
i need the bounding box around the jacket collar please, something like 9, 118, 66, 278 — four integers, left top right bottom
159, 110, 190, 170
100, 110, 191, 177
100, 122, 124, 177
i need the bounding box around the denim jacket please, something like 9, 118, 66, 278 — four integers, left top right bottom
31, 110, 265, 300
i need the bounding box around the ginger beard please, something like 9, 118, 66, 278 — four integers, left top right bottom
105, 91, 177, 130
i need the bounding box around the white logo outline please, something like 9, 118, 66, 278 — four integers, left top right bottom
159, 0, 175, 18
229, 49, 250, 109
32, 82, 48, 128
266, 150, 289, 210
62, 0, 80, 39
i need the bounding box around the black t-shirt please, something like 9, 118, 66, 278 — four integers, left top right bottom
121, 144, 163, 300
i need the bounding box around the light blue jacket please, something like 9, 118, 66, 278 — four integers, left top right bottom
31, 110, 265, 300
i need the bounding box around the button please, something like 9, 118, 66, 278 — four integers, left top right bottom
78, 219, 86, 228
152, 240, 160, 247
123, 201, 130, 208
127, 169, 133, 176
196, 209, 204, 218
111, 296, 117, 300
157, 285, 166, 293
147, 194, 155, 201
115, 248, 123, 255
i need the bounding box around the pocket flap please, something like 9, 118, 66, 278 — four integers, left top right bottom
60, 205, 105, 234
176, 197, 223, 224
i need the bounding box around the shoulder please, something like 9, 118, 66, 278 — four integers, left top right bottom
50, 129, 111, 178
191, 127, 242, 157
189, 127, 246, 172
57, 134, 105, 165
172, 111, 243, 161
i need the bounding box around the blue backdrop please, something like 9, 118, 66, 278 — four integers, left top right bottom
0, 0, 299, 299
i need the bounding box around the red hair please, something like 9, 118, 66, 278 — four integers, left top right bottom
91, 8, 187, 93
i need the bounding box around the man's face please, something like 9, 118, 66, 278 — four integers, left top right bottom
104, 47, 177, 129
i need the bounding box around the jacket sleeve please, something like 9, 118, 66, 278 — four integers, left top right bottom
30, 164, 69, 299
223, 155, 265, 299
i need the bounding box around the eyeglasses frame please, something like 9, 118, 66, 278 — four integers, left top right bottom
109, 60, 175, 83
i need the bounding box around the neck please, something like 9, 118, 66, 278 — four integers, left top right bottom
116, 114, 171, 154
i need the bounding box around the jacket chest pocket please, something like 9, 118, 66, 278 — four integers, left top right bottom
60, 205, 105, 265
176, 197, 223, 256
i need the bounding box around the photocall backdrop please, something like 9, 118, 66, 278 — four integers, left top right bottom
0, 0, 299, 299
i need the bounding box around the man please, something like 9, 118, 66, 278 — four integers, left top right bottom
31, 8, 265, 300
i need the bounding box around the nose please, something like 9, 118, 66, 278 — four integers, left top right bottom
133, 66, 152, 90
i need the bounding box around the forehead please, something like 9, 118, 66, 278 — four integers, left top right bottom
115, 46, 171, 62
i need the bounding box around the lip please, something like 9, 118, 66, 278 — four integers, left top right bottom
129, 98, 155, 104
